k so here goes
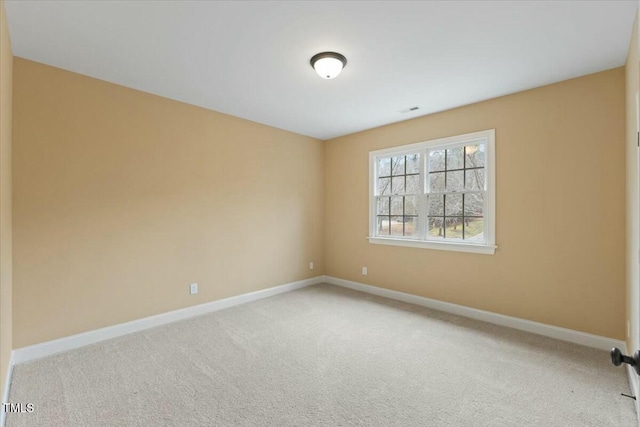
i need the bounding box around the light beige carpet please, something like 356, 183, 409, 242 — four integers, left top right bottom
6, 284, 637, 426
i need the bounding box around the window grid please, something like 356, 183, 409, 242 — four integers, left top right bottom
426, 144, 485, 242
376, 154, 420, 237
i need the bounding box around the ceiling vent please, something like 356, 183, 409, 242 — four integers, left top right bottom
400, 106, 420, 114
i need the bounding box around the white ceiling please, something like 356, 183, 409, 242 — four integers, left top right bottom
4, 1, 638, 140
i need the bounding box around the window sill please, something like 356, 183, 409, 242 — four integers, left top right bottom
368, 236, 496, 255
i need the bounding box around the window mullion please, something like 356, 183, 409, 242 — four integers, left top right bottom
421, 148, 429, 240
388, 196, 391, 236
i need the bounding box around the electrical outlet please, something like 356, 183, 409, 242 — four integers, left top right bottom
362, 266, 367, 275
190, 283, 198, 295
309, 262, 314, 270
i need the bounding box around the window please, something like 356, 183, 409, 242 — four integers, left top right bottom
369, 129, 496, 254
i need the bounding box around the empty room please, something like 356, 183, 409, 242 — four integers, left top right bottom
1, 0, 640, 426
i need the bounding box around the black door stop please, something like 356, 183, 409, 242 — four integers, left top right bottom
611, 348, 640, 375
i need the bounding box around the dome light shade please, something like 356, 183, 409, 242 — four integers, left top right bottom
310, 52, 347, 79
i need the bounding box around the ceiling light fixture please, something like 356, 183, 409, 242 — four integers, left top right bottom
310, 52, 347, 79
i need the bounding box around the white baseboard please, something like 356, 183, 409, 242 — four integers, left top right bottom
622, 343, 640, 426
323, 275, 625, 351
626, 364, 640, 425
13, 276, 324, 365
1, 351, 15, 427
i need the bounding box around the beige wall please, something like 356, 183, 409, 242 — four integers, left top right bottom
12, 58, 324, 348
325, 68, 626, 339
0, 0, 12, 397
627, 11, 640, 353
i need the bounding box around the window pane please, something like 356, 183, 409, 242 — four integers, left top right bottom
465, 168, 485, 191
390, 216, 404, 236
406, 175, 420, 194
391, 196, 404, 215
446, 170, 464, 192
378, 177, 391, 195
428, 217, 444, 239
445, 194, 463, 216
406, 153, 420, 174
445, 217, 463, 239
465, 144, 485, 168
404, 216, 419, 238
464, 193, 484, 217
377, 216, 391, 235
464, 217, 484, 242
391, 156, 405, 176
429, 150, 445, 172
377, 157, 391, 177
430, 172, 445, 192
428, 194, 444, 216
405, 196, 419, 216
447, 146, 464, 170
391, 176, 405, 194
377, 197, 390, 215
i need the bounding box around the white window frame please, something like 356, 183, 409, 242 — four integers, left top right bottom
368, 129, 496, 255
